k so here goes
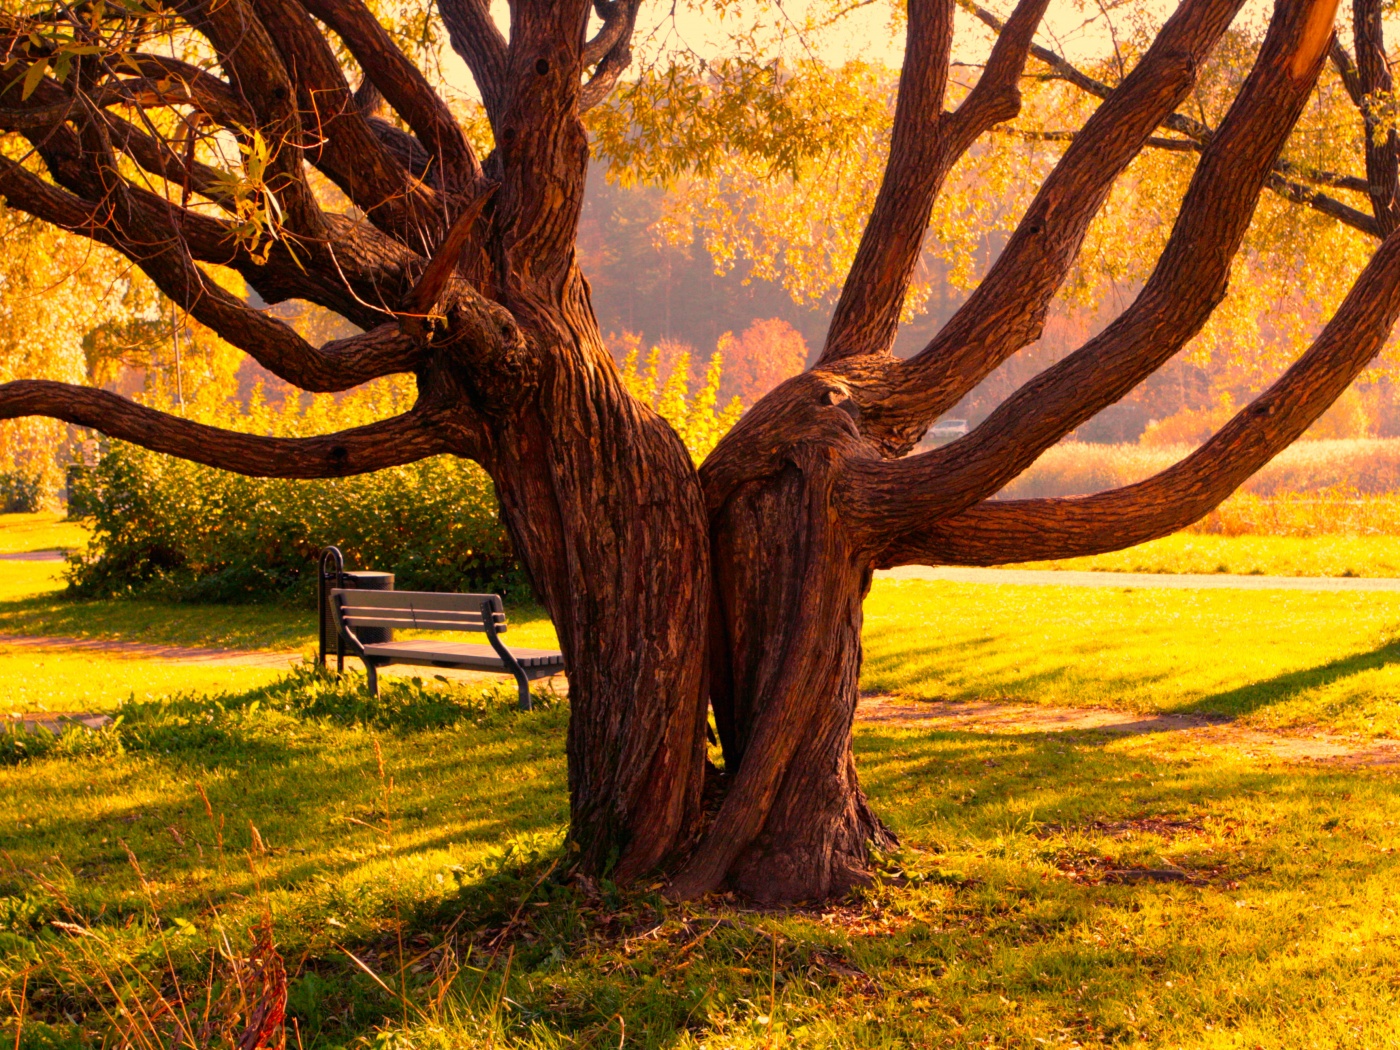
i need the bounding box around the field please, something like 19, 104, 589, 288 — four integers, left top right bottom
998, 438, 1400, 499
4, 514, 1400, 1048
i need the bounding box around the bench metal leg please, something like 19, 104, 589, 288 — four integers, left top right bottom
513, 668, 532, 712
366, 660, 380, 697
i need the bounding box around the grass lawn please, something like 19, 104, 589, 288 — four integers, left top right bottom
863, 579, 1400, 736
1013, 532, 1400, 577
0, 518, 558, 715
3, 677, 1398, 1048
6, 514, 1400, 733
4, 515, 1400, 1046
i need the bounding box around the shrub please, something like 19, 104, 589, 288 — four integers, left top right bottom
66, 443, 524, 604
66, 377, 525, 604
0, 469, 45, 512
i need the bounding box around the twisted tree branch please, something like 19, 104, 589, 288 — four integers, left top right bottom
878, 221, 1400, 567
0, 381, 452, 478
301, 0, 480, 193
844, 0, 1341, 542
0, 153, 424, 392
820, 0, 1056, 364
438, 0, 509, 124
870, 0, 1248, 447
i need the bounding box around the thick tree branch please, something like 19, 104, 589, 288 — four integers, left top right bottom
820, 0, 1054, 365
1330, 37, 1364, 106
490, 2, 596, 302
844, 0, 1340, 542
0, 153, 424, 392
867, 0, 1249, 448
1351, 0, 1399, 233
245, 0, 443, 246
300, 0, 481, 194
578, 0, 641, 111
818, 0, 957, 363
987, 9, 1376, 233
878, 221, 1400, 567
0, 381, 451, 478
172, 0, 328, 239
583, 0, 633, 65
0, 77, 251, 130
438, 0, 509, 124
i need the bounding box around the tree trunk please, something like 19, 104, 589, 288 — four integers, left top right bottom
476, 290, 712, 880
670, 378, 898, 901
708, 466, 895, 901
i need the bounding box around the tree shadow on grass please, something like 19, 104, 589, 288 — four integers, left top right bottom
1182, 636, 1400, 719
860, 624, 1176, 703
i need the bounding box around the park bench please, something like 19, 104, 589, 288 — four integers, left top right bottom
327, 588, 565, 710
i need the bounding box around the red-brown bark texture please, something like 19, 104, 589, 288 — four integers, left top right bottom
2, 0, 1398, 900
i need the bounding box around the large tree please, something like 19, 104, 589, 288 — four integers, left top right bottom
2, 0, 1398, 901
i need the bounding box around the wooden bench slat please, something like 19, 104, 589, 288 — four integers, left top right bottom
339, 610, 497, 627
361, 640, 565, 669
330, 589, 503, 613
404, 617, 503, 632
341, 618, 504, 634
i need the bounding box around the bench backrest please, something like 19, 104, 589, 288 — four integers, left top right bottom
330, 589, 507, 634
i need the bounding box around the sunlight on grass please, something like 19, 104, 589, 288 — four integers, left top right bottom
3, 516, 1400, 1046
862, 578, 1400, 733
1014, 532, 1400, 577
0, 512, 87, 555
3, 675, 1397, 1048
0, 648, 291, 715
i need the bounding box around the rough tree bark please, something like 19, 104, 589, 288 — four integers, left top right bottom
0, 0, 1395, 901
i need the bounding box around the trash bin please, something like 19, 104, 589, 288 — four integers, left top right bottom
340, 571, 395, 644
319, 546, 395, 669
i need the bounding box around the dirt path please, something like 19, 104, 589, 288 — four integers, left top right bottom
877, 565, 1400, 592
0, 633, 301, 667
857, 696, 1400, 768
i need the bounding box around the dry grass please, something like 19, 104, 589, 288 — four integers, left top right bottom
998, 438, 1400, 536
1001, 438, 1400, 499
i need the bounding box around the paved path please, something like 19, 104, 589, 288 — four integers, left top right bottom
877, 565, 1400, 592
0, 550, 68, 562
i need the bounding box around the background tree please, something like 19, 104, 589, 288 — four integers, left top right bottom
3, 0, 1400, 902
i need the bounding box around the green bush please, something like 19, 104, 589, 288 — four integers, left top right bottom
0, 469, 45, 512
66, 444, 525, 604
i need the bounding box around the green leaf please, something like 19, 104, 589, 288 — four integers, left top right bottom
20, 58, 48, 101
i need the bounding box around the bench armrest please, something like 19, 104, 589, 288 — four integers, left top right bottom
328, 594, 369, 660
480, 599, 534, 711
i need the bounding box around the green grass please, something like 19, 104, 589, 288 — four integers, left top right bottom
4, 516, 1400, 1046
864, 579, 1400, 735
3, 675, 1398, 1048
0, 512, 87, 555
6, 528, 1400, 734
0, 525, 557, 715
1014, 532, 1400, 577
